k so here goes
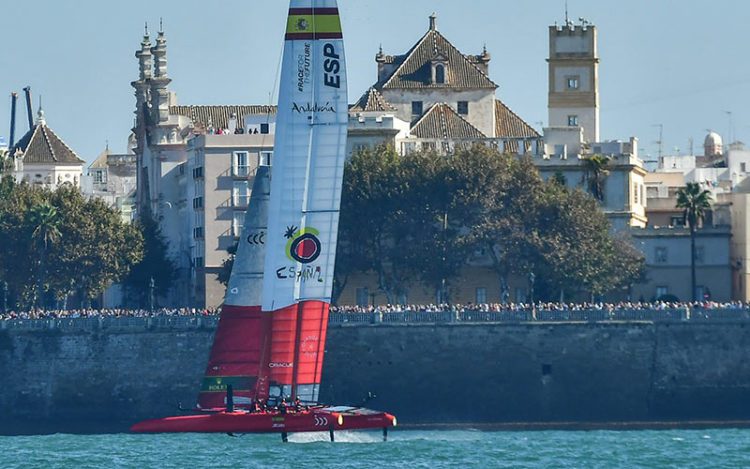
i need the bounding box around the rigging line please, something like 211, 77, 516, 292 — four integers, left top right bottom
260, 25, 286, 152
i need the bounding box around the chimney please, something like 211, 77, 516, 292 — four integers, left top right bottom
22, 86, 33, 130
9, 93, 17, 149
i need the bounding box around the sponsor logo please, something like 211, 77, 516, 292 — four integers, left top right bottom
275, 265, 323, 283
297, 43, 312, 92
296, 18, 309, 31
269, 362, 293, 368
323, 43, 341, 89
247, 231, 265, 245
300, 335, 319, 358
284, 226, 322, 264
291, 102, 335, 114
314, 415, 329, 426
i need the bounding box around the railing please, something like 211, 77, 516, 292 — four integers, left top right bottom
2, 308, 750, 331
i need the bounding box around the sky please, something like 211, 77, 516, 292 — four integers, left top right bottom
1, 0, 749, 165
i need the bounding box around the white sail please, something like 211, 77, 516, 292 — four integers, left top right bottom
261, 0, 347, 312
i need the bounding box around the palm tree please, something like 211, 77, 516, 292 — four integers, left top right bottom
582, 154, 610, 202
676, 182, 712, 301
28, 203, 61, 307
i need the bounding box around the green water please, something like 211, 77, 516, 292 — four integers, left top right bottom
1, 429, 748, 468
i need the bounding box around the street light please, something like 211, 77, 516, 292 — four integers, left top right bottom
149, 276, 155, 312
529, 272, 536, 319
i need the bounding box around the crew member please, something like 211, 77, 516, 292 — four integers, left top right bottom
278, 397, 288, 415
294, 397, 303, 413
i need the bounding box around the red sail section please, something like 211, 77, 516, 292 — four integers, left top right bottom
197, 305, 271, 409
267, 300, 329, 400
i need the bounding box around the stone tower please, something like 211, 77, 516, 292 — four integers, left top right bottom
547, 18, 599, 143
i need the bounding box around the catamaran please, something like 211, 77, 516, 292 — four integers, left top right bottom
131, 0, 396, 441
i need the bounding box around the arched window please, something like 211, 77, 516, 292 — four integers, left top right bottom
435, 64, 445, 84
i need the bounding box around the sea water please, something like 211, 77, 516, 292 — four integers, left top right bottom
1, 428, 748, 468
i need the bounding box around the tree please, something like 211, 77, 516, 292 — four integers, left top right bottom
676, 182, 712, 301
28, 202, 61, 306
582, 154, 610, 202
123, 205, 177, 308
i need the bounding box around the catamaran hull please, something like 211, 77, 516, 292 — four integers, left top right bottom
130, 407, 396, 434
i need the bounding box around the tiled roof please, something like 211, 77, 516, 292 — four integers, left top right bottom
350, 88, 397, 112
495, 100, 540, 139
170, 105, 276, 130
12, 124, 84, 165
89, 148, 109, 169
377, 29, 497, 90
410, 103, 486, 139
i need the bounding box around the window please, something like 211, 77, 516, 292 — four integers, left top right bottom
567, 115, 578, 126
194, 257, 204, 268
411, 101, 423, 116
193, 227, 204, 239
192, 166, 204, 179
260, 123, 270, 134
233, 211, 244, 237
259, 151, 273, 166
633, 183, 639, 204
656, 286, 668, 298
566, 76, 580, 89
742, 163, 747, 173
233, 151, 249, 177
233, 180, 250, 207
457, 101, 469, 115
435, 64, 445, 84
655, 247, 668, 264
93, 170, 106, 184
475, 287, 487, 304
670, 216, 684, 227
192, 196, 204, 209
356, 287, 369, 307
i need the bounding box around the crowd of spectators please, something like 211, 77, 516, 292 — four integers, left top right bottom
330, 300, 749, 315
1, 300, 748, 322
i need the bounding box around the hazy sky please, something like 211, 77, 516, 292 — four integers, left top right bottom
1, 1, 747, 164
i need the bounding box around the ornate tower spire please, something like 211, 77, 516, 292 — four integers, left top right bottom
35, 96, 46, 126
149, 22, 172, 124
429, 12, 437, 31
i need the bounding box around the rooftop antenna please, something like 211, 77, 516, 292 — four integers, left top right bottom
724, 110, 733, 144
689, 137, 694, 156
565, 0, 569, 24
652, 123, 663, 160
144, 21, 149, 36
159, 17, 163, 33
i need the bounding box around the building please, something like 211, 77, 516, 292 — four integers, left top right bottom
539, 18, 646, 230
131, 27, 277, 307
5, 106, 84, 189
82, 147, 137, 223
347, 14, 543, 157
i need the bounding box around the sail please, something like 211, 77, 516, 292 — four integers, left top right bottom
197, 166, 271, 409
261, 0, 347, 403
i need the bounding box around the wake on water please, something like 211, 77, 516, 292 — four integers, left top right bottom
287, 430, 383, 444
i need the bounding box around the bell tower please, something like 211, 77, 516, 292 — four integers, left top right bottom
547, 17, 599, 143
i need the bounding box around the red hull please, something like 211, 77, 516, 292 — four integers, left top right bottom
131, 406, 396, 434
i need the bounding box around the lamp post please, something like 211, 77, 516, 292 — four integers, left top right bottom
149, 276, 155, 312
529, 272, 536, 320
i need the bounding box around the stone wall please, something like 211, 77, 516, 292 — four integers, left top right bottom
1, 318, 750, 434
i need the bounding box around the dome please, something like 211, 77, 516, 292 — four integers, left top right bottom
705, 131, 723, 147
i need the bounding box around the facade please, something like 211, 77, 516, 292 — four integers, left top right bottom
540, 19, 646, 230
6, 107, 84, 189
82, 147, 137, 223
631, 227, 732, 302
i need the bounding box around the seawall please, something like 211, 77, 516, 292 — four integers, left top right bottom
1, 316, 750, 434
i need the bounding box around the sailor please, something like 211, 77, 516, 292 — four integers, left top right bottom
294, 397, 303, 413
278, 397, 288, 415
252, 399, 262, 413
